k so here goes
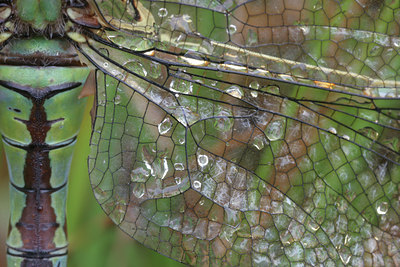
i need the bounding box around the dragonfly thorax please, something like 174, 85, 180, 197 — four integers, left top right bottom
15, 0, 62, 30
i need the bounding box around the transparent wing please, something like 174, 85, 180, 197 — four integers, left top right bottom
76, 0, 400, 265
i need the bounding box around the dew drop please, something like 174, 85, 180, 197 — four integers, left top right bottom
197, 154, 209, 168
377, 202, 388, 215
193, 180, 201, 189
249, 81, 260, 97
228, 24, 237, 34
174, 163, 185, 171
300, 26, 310, 35
266, 120, 285, 141
170, 74, 193, 94
199, 199, 205, 206
180, 51, 207, 66
262, 85, 280, 94
132, 183, 145, 198
226, 85, 243, 99
252, 135, 267, 150
103, 62, 109, 68
328, 127, 337, 135
158, 7, 168, 17
342, 135, 350, 140
178, 138, 185, 145
98, 100, 105, 106
148, 61, 162, 79
110, 35, 124, 44
216, 71, 225, 80
392, 37, 400, 48
114, 94, 121, 104
115, 73, 125, 80
344, 234, 351, 245
158, 117, 173, 135
123, 60, 147, 77
249, 81, 260, 89
250, 91, 258, 98
175, 177, 182, 185
385, 91, 396, 98
130, 167, 150, 183
210, 80, 218, 87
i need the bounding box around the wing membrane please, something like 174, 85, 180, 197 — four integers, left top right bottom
77, 0, 400, 265
90, 0, 400, 88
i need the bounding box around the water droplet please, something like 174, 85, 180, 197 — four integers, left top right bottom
197, 154, 209, 168
266, 120, 285, 141
132, 183, 145, 198
115, 73, 125, 80
174, 106, 200, 126
178, 138, 185, 145
103, 62, 109, 68
210, 80, 218, 87
385, 91, 397, 98
109, 35, 124, 44
193, 180, 201, 189
228, 24, 237, 34
148, 61, 162, 79
328, 127, 337, 135
179, 51, 208, 66
342, 135, 350, 140
98, 92, 107, 106
216, 69, 223, 78
249, 81, 260, 89
377, 202, 388, 215
175, 177, 182, 185
392, 37, 400, 48
123, 60, 147, 77
174, 163, 185, 171
250, 91, 258, 98
130, 167, 150, 182
160, 158, 169, 179
252, 135, 267, 150
226, 85, 243, 99
300, 26, 310, 35
199, 199, 205, 206
170, 74, 193, 94
98, 99, 106, 106
114, 94, 121, 104
262, 85, 280, 95
158, 117, 173, 135
249, 81, 260, 97
158, 7, 168, 17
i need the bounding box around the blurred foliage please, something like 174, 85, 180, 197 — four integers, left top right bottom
0, 96, 183, 267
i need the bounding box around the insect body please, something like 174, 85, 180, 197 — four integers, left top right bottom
0, 0, 400, 266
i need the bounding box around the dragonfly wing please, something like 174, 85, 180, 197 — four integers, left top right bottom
77, 0, 400, 265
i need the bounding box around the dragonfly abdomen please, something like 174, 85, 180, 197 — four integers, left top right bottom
0, 60, 90, 266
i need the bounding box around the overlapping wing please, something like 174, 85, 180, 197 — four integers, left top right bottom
76, 0, 400, 265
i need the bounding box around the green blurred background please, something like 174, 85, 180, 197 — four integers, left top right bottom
0, 97, 184, 267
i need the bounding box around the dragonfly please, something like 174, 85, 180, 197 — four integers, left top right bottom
0, 0, 399, 266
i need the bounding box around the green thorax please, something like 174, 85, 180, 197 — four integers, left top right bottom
16, 0, 62, 30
